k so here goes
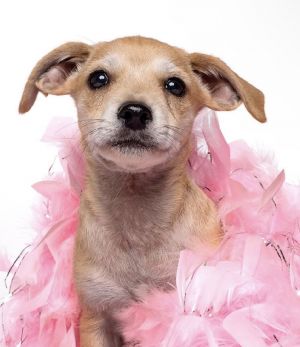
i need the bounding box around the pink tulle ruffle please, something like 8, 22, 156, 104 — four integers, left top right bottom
1, 109, 300, 347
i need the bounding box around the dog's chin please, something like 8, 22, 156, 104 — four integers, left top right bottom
94, 143, 170, 173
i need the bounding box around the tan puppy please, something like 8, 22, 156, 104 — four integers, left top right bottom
19, 36, 266, 347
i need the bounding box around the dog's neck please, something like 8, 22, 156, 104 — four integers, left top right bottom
83, 146, 191, 248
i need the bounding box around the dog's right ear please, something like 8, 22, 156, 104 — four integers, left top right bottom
19, 42, 91, 114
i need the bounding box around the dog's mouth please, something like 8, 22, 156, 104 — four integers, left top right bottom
109, 133, 157, 151
95, 132, 172, 171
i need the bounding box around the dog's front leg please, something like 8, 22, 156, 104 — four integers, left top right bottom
80, 306, 124, 347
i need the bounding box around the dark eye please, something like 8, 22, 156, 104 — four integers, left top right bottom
88, 70, 109, 89
164, 77, 186, 97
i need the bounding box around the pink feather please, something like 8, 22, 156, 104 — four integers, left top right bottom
1, 108, 300, 346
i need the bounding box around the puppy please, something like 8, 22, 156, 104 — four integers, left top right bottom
19, 36, 266, 347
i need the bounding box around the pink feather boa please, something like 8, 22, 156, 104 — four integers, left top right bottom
1, 109, 300, 346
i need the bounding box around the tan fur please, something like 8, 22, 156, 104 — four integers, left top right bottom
19, 36, 266, 346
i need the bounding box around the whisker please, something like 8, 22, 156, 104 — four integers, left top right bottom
79, 125, 116, 156
163, 124, 181, 130
160, 125, 185, 137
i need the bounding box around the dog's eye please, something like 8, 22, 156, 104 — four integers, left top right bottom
88, 70, 109, 89
164, 77, 186, 97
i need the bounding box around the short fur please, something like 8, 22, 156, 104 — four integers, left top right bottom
19, 36, 266, 346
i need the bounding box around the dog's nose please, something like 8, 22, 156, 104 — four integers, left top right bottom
117, 103, 152, 131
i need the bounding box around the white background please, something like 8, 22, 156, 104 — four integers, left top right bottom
0, 0, 300, 259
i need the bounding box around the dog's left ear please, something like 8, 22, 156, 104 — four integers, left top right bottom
190, 53, 266, 122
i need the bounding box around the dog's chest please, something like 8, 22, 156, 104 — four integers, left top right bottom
97, 218, 181, 283
107, 235, 180, 285
77, 174, 187, 309
78, 215, 183, 310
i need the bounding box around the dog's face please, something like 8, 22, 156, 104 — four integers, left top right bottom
73, 38, 203, 172
19, 36, 266, 172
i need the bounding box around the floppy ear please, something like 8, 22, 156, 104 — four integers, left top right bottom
190, 53, 266, 122
19, 42, 91, 114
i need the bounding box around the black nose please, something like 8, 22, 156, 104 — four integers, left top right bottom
117, 103, 152, 131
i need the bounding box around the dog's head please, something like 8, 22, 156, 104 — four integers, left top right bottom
19, 36, 266, 172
